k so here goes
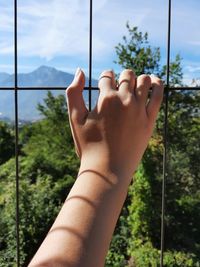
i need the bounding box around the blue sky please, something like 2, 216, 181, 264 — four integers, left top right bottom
1, 0, 200, 85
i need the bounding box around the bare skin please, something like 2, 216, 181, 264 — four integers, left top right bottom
29, 69, 163, 267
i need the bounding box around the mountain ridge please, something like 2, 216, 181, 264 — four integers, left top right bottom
0, 66, 98, 121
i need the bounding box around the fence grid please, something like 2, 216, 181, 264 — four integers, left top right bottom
0, 0, 199, 266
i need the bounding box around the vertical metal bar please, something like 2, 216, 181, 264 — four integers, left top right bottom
14, 0, 20, 266
160, 0, 171, 266
88, 0, 93, 111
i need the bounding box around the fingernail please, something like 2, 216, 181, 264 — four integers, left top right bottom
99, 69, 113, 79
75, 67, 81, 77
103, 69, 113, 74
150, 74, 157, 77
71, 67, 81, 84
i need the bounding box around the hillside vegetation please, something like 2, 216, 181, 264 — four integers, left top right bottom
0, 24, 200, 266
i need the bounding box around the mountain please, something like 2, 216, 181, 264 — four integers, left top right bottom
0, 65, 78, 87
0, 66, 98, 121
0, 73, 11, 84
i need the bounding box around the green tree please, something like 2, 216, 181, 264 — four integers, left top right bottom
115, 23, 161, 76
115, 22, 183, 86
20, 91, 79, 183
0, 122, 15, 165
0, 92, 79, 266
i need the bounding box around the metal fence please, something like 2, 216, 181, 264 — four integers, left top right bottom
0, 0, 200, 266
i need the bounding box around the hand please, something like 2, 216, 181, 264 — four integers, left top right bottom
28, 69, 163, 267
66, 69, 163, 179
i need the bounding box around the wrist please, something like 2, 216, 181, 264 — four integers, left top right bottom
79, 153, 134, 187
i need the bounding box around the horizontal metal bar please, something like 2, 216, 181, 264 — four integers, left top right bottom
0, 86, 200, 91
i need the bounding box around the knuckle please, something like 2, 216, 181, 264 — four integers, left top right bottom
104, 91, 117, 100
122, 69, 134, 75
122, 94, 133, 107
99, 71, 114, 84
66, 86, 75, 97
151, 76, 164, 89
70, 110, 84, 125
70, 110, 78, 122
66, 84, 81, 97
158, 79, 164, 89
137, 74, 152, 88
155, 92, 163, 103
120, 69, 136, 79
101, 91, 122, 108
156, 77, 164, 86
140, 74, 151, 86
152, 84, 164, 100
100, 70, 113, 77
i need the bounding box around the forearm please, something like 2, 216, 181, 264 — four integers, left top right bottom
29, 160, 132, 267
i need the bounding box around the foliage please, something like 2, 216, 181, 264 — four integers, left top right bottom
0, 24, 199, 267
0, 122, 15, 165
0, 161, 60, 266
128, 243, 200, 267
160, 54, 183, 86
105, 23, 200, 266
127, 165, 152, 250
115, 22, 161, 76
106, 200, 131, 267
115, 22, 183, 86
0, 92, 79, 266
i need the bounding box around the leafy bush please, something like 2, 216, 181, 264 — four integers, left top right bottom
129, 244, 200, 267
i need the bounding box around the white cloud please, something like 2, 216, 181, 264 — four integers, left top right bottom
182, 62, 200, 85
0, 13, 13, 32
0, 64, 14, 69
21, 0, 90, 59
185, 65, 200, 73
1, 0, 200, 69
0, 0, 89, 59
0, 0, 160, 60
0, 1, 14, 32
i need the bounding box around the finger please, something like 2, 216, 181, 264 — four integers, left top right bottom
66, 68, 88, 124
118, 69, 136, 94
147, 75, 164, 122
135, 74, 151, 103
98, 70, 116, 93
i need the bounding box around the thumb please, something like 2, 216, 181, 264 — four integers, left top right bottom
66, 68, 88, 124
